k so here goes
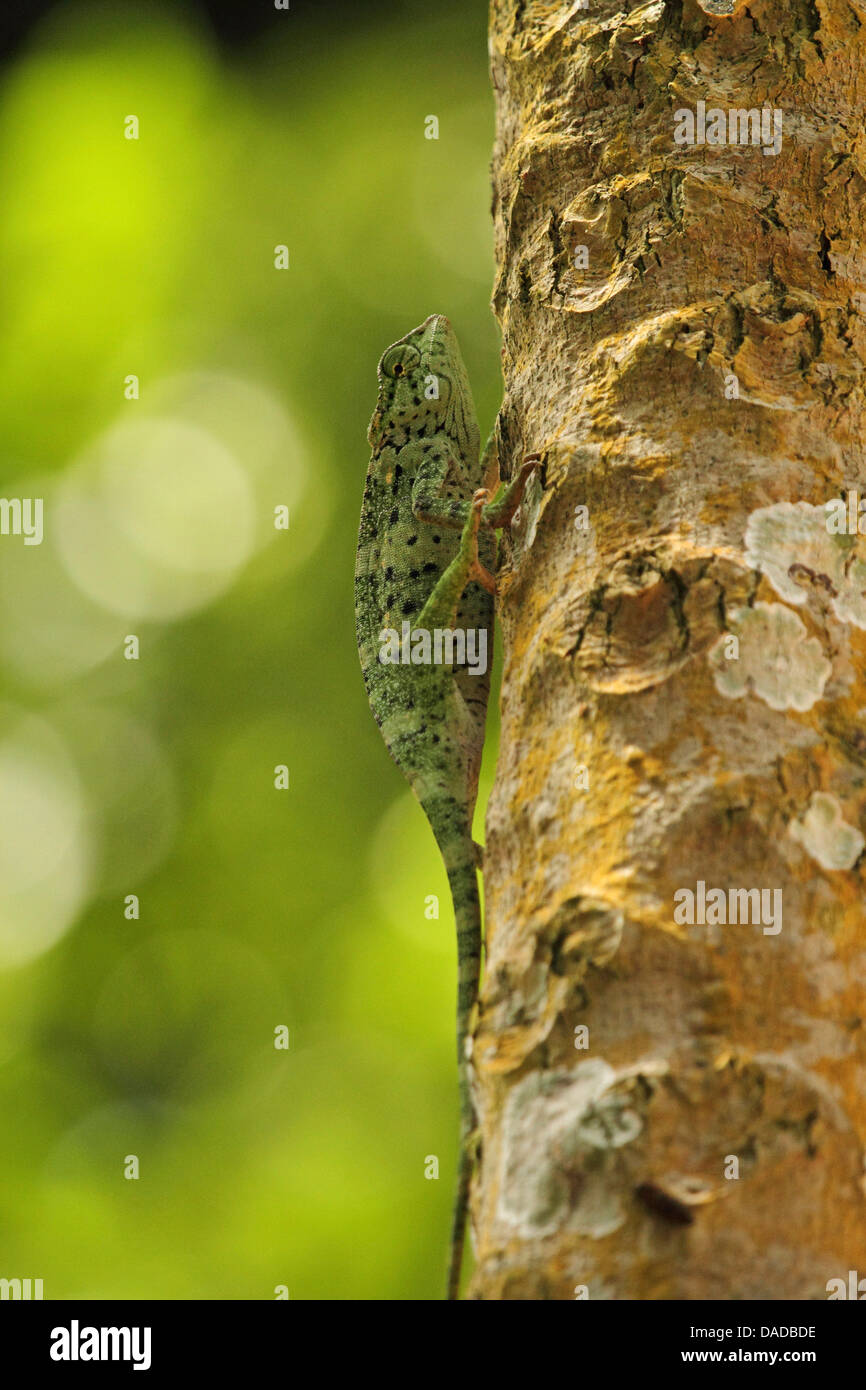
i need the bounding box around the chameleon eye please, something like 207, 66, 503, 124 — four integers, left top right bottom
382, 344, 421, 378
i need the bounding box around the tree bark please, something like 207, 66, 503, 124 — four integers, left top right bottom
474, 0, 866, 1300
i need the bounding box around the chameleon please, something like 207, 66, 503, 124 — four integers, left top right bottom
354, 313, 539, 1298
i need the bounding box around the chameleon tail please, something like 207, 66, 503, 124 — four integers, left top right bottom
436, 828, 482, 1301
448, 1118, 474, 1301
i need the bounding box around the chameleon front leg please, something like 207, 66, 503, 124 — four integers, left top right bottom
412, 448, 540, 537
416, 490, 496, 630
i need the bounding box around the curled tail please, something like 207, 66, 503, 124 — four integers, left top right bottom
440, 835, 482, 1301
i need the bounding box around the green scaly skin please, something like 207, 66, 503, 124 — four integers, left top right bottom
354, 314, 538, 1299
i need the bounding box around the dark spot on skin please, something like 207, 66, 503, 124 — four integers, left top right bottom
384, 566, 394, 580
433, 535, 441, 544
432, 734, 440, 744
389, 508, 399, 526
401, 601, 418, 616
387, 594, 395, 607
408, 569, 419, 579
422, 562, 437, 574
406, 535, 418, 546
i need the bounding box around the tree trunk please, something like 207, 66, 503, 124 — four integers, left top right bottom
473, 0, 866, 1300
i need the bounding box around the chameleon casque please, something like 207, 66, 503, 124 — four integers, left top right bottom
355, 314, 538, 1298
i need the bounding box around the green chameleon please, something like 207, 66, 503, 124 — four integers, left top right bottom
354, 314, 539, 1298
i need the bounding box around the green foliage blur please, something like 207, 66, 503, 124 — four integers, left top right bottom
0, 0, 505, 1298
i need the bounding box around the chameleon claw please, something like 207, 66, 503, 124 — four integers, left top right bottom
513, 453, 542, 493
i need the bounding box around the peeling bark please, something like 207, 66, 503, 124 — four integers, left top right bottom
475, 0, 866, 1300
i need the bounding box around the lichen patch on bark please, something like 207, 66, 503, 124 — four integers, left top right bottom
709, 600, 832, 710
789, 791, 866, 870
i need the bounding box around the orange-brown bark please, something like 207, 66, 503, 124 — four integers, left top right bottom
473, 0, 866, 1300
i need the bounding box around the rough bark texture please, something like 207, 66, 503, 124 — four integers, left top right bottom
473, 0, 866, 1300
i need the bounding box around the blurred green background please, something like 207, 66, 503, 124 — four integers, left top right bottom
0, 0, 505, 1298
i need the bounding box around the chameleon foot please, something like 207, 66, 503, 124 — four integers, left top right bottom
482, 453, 542, 530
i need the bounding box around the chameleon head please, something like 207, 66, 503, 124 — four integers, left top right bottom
367, 314, 474, 451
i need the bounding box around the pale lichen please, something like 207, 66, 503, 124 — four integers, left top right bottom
789, 792, 865, 871
497, 1062, 642, 1238
744, 501, 866, 629
709, 601, 831, 712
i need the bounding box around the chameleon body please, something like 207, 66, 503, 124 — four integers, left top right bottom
354, 314, 537, 1298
